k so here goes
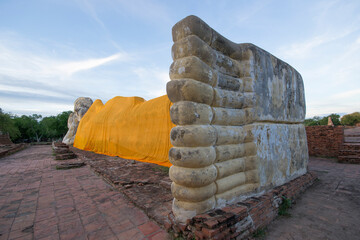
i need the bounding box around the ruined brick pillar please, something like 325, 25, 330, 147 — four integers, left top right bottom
167, 16, 308, 223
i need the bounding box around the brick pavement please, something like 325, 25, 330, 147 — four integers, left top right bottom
0, 145, 169, 240
264, 157, 360, 240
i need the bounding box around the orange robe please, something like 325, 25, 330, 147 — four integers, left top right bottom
74, 95, 174, 167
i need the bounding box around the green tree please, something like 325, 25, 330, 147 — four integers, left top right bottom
55, 111, 72, 138
13, 114, 42, 142
39, 116, 58, 140
320, 113, 341, 126
341, 112, 360, 126
39, 111, 71, 141
304, 116, 321, 126
0, 108, 20, 141
1, 110, 71, 143
304, 114, 341, 126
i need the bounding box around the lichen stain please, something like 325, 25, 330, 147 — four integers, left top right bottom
269, 77, 284, 109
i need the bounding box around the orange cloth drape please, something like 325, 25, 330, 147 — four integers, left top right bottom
73, 95, 174, 167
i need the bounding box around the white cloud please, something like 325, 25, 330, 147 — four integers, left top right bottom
0, 34, 131, 80
110, 0, 172, 24
331, 89, 360, 100
55, 52, 128, 75
0, 98, 73, 116
0, 42, 129, 84
277, 0, 360, 60
0, 84, 70, 99
307, 102, 360, 118
303, 36, 360, 86
306, 87, 360, 118
0, 33, 134, 116
77, 0, 172, 28
132, 67, 169, 99
235, 0, 270, 24
278, 28, 358, 60
274, 1, 360, 119
0, 31, 170, 116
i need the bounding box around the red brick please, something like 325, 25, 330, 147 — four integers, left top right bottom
34, 224, 58, 239
138, 221, 161, 236
58, 218, 83, 234
194, 230, 205, 239
35, 208, 56, 222
109, 219, 134, 234
80, 212, 104, 225
34, 217, 58, 231
203, 219, 218, 229
129, 211, 148, 226
148, 230, 169, 240
87, 227, 117, 240
163, 220, 172, 231
202, 227, 220, 238
36, 234, 60, 240
60, 231, 86, 240
306, 126, 344, 157
8, 229, 32, 240
115, 227, 145, 239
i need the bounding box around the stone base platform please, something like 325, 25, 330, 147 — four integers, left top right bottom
166, 171, 317, 239
0, 143, 27, 158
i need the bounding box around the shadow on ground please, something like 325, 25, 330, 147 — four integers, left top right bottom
263, 157, 360, 240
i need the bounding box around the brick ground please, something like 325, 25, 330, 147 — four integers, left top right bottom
0, 145, 169, 240
71, 147, 173, 226
264, 157, 360, 240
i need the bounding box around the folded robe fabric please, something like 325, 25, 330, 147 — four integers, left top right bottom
73, 95, 174, 167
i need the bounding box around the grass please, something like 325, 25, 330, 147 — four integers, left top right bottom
252, 228, 267, 239
278, 196, 292, 217
152, 165, 169, 174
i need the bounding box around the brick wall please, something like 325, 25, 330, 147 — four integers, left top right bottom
167, 172, 317, 239
0, 133, 13, 145
0, 144, 27, 158
305, 126, 344, 157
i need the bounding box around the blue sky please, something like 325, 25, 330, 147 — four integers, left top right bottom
0, 0, 359, 118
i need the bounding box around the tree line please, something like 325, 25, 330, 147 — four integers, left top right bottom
304, 112, 360, 126
0, 108, 71, 143
1, 108, 360, 143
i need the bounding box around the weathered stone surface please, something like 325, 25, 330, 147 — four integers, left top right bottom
167, 15, 308, 222
211, 107, 253, 126
74, 97, 93, 120
215, 143, 256, 162
169, 165, 217, 188
214, 158, 246, 179
252, 123, 308, 187
215, 172, 246, 194
62, 112, 78, 145
169, 146, 216, 168
245, 44, 306, 122
63, 97, 93, 145
170, 56, 217, 85
328, 116, 334, 126
171, 182, 217, 202
172, 15, 213, 44
170, 101, 213, 125
170, 125, 217, 147
166, 79, 213, 105
215, 183, 258, 204
172, 197, 216, 223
